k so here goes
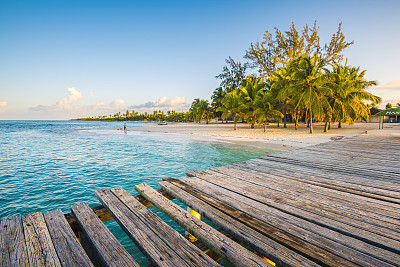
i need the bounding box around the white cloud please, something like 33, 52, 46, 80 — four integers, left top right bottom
155, 96, 186, 107
25, 91, 188, 119
56, 87, 83, 110
79, 100, 128, 116
129, 96, 188, 113
110, 99, 127, 109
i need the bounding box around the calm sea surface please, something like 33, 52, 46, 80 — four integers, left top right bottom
0, 120, 272, 265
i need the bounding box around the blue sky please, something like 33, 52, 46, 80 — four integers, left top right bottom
0, 0, 399, 119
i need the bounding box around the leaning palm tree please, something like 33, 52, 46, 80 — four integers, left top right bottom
189, 98, 201, 123
217, 90, 244, 130
280, 53, 333, 133
252, 90, 283, 132
328, 63, 380, 127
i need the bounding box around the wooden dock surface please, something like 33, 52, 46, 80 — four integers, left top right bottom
1, 133, 399, 266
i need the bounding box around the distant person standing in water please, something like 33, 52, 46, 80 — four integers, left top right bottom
123, 123, 127, 131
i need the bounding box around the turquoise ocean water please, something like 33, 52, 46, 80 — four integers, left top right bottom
0, 120, 271, 265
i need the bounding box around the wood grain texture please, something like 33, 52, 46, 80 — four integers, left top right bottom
43, 209, 93, 267
70, 202, 139, 267
109, 188, 219, 266
176, 176, 395, 267
23, 212, 61, 267
190, 170, 400, 243
162, 177, 359, 267
65, 190, 175, 233
135, 183, 272, 267
158, 180, 320, 267
0, 215, 29, 267
95, 188, 216, 267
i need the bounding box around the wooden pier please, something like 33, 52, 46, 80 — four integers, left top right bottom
1, 133, 400, 266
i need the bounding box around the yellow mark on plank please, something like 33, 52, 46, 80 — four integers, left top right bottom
186, 208, 201, 242
255, 250, 276, 266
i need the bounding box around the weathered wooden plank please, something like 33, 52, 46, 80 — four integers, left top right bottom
213, 164, 400, 205
43, 209, 93, 267
245, 158, 400, 192
161, 177, 358, 266
23, 212, 61, 267
262, 155, 400, 180
70, 202, 138, 267
177, 177, 396, 266
0, 215, 29, 266
278, 153, 400, 173
95, 188, 218, 267
201, 167, 400, 230
110, 188, 219, 266
269, 152, 400, 175
285, 147, 400, 166
237, 160, 400, 208
210, 165, 400, 225
158, 180, 321, 267
243, 159, 400, 196
186, 172, 400, 261
135, 183, 272, 267
65, 190, 175, 233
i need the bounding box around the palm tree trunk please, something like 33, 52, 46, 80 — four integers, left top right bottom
309, 102, 314, 134
328, 121, 331, 130
264, 123, 266, 132
294, 110, 299, 130
338, 121, 342, 128
283, 105, 287, 128
277, 121, 280, 127
234, 115, 237, 130
324, 121, 328, 132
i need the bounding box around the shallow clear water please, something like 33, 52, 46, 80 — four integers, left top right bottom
0, 120, 272, 265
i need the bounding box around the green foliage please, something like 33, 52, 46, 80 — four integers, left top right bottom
211, 87, 226, 121
252, 90, 283, 132
189, 98, 213, 123
245, 21, 353, 79
215, 57, 247, 92
328, 62, 380, 124
386, 103, 393, 109
78, 109, 188, 122
240, 75, 267, 127
217, 90, 245, 130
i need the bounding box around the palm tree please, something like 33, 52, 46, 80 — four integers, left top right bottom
189, 98, 200, 123
211, 87, 225, 123
196, 99, 212, 123
271, 68, 294, 128
241, 75, 266, 128
328, 63, 380, 128
217, 90, 244, 130
252, 90, 283, 132
281, 53, 333, 133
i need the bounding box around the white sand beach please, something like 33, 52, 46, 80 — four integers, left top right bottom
126, 122, 400, 151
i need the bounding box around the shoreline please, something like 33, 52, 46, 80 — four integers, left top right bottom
122, 122, 400, 152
